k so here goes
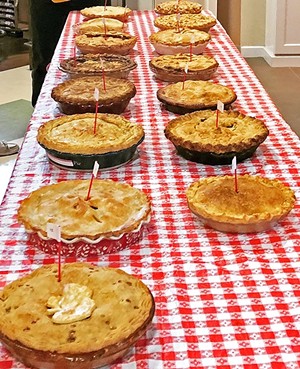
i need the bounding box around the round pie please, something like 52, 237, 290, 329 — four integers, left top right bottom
59, 54, 137, 79
81, 6, 132, 22
155, 0, 203, 15
154, 13, 217, 32
149, 53, 218, 81
164, 110, 269, 164
149, 29, 211, 55
75, 17, 125, 34
186, 175, 296, 233
0, 262, 155, 368
157, 80, 237, 114
75, 31, 137, 55
51, 76, 136, 115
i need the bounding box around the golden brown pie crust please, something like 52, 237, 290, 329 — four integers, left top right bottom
81, 6, 132, 22
165, 110, 269, 154
155, 0, 203, 15
154, 13, 217, 32
149, 28, 211, 47
76, 17, 125, 34
75, 32, 137, 55
17, 179, 151, 240
186, 175, 296, 233
0, 263, 155, 354
37, 113, 144, 155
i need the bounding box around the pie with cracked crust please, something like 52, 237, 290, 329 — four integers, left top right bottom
59, 53, 137, 79
37, 113, 144, 170
164, 110, 269, 164
81, 6, 132, 22
75, 17, 125, 35
149, 29, 211, 55
186, 175, 296, 233
51, 76, 136, 115
149, 53, 218, 81
155, 0, 203, 15
75, 31, 137, 55
157, 80, 237, 114
154, 13, 217, 32
0, 262, 155, 368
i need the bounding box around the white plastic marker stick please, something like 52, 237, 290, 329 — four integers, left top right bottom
93, 87, 99, 134
232, 156, 238, 193
47, 223, 62, 282
182, 63, 188, 90
190, 35, 195, 61
216, 100, 224, 128
86, 161, 99, 201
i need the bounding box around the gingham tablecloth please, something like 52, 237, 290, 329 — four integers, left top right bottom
0, 10, 300, 369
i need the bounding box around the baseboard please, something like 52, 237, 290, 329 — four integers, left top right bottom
241, 46, 300, 67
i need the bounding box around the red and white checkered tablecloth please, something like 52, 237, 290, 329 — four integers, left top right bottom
1, 10, 300, 369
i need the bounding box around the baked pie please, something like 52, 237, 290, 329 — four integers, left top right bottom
149, 53, 218, 81
75, 31, 137, 55
149, 29, 211, 55
17, 179, 151, 256
37, 113, 144, 170
155, 0, 203, 15
0, 262, 155, 368
154, 13, 217, 32
75, 17, 125, 35
164, 110, 269, 164
51, 76, 136, 115
59, 53, 137, 79
186, 175, 296, 233
81, 5, 132, 22
157, 80, 237, 114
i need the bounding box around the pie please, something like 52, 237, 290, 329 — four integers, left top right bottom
186, 175, 296, 233
0, 262, 155, 368
75, 17, 125, 35
149, 53, 218, 81
149, 29, 211, 55
37, 113, 144, 170
75, 31, 137, 55
154, 13, 217, 32
51, 76, 136, 115
155, 0, 203, 15
157, 80, 237, 114
81, 6, 132, 22
164, 110, 269, 164
59, 53, 137, 79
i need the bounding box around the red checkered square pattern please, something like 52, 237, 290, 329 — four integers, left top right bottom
0, 10, 300, 369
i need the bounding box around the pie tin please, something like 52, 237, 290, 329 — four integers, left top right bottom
150, 65, 218, 82
39, 135, 144, 170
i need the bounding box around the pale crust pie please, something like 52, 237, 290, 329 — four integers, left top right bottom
37, 113, 144, 155
0, 263, 155, 359
149, 53, 218, 81
17, 179, 151, 240
186, 175, 296, 233
59, 54, 137, 79
157, 80, 237, 114
80, 6, 132, 22
154, 13, 217, 32
155, 0, 203, 15
76, 18, 125, 35
75, 32, 137, 55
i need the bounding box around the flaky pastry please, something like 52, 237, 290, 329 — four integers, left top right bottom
81, 6, 132, 22
155, 0, 203, 15
154, 13, 217, 32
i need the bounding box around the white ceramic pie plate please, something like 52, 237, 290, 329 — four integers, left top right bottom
151, 41, 209, 55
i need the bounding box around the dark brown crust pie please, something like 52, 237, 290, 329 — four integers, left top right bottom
186, 175, 296, 233
51, 76, 136, 115
75, 17, 125, 34
37, 113, 144, 170
157, 80, 237, 114
155, 0, 203, 15
81, 6, 132, 22
59, 54, 137, 79
164, 110, 269, 164
0, 263, 155, 368
75, 32, 137, 55
149, 53, 218, 81
154, 13, 217, 32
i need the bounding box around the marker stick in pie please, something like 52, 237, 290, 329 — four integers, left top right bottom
190, 35, 195, 61
93, 87, 99, 134
86, 161, 99, 200
102, 17, 107, 39
46, 223, 62, 282
232, 156, 238, 193
216, 100, 224, 128
182, 63, 188, 90
100, 58, 107, 92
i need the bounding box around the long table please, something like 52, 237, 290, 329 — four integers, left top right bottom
0, 10, 300, 369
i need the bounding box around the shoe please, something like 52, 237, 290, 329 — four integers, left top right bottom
0, 141, 19, 156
